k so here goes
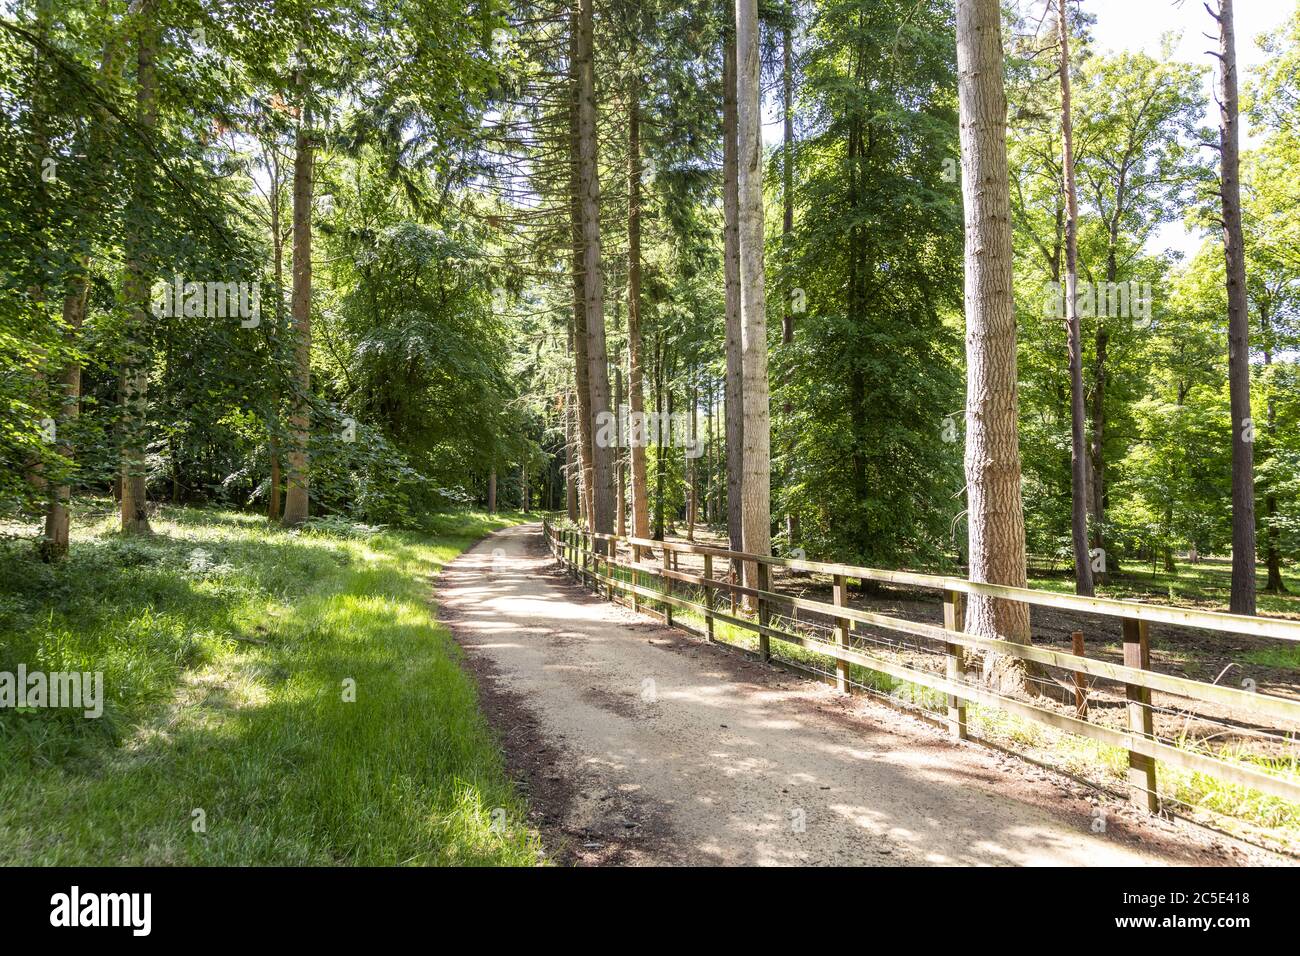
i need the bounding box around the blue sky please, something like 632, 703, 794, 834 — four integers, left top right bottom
760, 1, 1294, 258
1088, 0, 1293, 257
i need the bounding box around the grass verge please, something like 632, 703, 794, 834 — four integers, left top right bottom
0, 501, 540, 865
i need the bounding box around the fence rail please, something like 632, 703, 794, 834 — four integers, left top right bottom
541, 517, 1300, 810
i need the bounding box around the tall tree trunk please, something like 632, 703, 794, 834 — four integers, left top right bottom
565, 387, 579, 521
568, 16, 594, 528
267, 149, 285, 523
705, 379, 714, 523
1058, 0, 1094, 597
653, 338, 665, 541
736, 0, 772, 592
576, 0, 615, 547
781, 6, 799, 552
487, 468, 497, 515
281, 73, 314, 528
627, 82, 651, 539
27, 3, 53, 501
1216, 0, 1257, 615
956, 0, 1033, 688
615, 366, 626, 535
43, 3, 126, 558
268, 444, 282, 522
1261, 311, 1286, 593
120, 3, 159, 536
687, 370, 697, 541
722, 15, 745, 563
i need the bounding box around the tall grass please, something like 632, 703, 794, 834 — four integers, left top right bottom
0, 502, 541, 865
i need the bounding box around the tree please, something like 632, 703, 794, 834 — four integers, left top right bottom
1073, 50, 1208, 576
576, 0, 615, 542
627, 78, 651, 539
119, 0, 159, 536
722, 6, 745, 562
956, 0, 1032, 686
281, 51, 314, 528
41, 3, 129, 559
780, 0, 799, 552
785, 0, 962, 568
1211, 0, 1256, 615
735, 0, 771, 587
1057, 0, 1093, 595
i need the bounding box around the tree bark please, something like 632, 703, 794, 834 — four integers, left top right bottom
615, 365, 626, 535
43, 4, 127, 558
1216, 0, 1257, 615
280, 67, 314, 528
576, 0, 615, 548
781, 6, 799, 552
627, 82, 651, 539
1261, 313, 1286, 593
722, 14, 745, 563
487, 468, 497, 515
1058, 0, 1094, 596
267, 146, 286, 523
687, 370, 697, 542
568, 15, 594, 528
119, 3, 159, 536
736, 0, 772, 591
565, 387, 579, 521
653, 337, 666, 541
957, 0, 1033, 688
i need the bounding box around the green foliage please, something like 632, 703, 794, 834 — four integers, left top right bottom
780, 0, 963, 566
0, 500, 540, 864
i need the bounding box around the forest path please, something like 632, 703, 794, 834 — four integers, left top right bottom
438, 523, 1261, 866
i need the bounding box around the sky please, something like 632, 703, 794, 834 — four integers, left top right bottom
760, 1, 1295, 259
1087, 0, 1293, 258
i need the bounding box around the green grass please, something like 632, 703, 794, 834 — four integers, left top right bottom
1241, 645, 1300, 671
1027, 556, 1300, 619
0, 501, 541, 865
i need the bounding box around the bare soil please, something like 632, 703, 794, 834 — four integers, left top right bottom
438, 523, 1289, 866
640, 528, 1300, 757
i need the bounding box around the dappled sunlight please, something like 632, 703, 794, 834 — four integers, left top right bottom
436, 524, 1199, 866
0, 504, 543, 865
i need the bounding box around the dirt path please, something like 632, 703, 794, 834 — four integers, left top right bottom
439, 523, 1279, 867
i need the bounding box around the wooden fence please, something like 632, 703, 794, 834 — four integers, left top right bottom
541, 517, 1300, 811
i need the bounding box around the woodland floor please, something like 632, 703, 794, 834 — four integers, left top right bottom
439, 523, 1290, 866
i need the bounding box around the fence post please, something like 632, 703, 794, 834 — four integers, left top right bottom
942, 589, 967, 740
1071, 630, 1088, 718
1123, 617, 1159, 812
631, 544, 641, 614
662, 545, 673, 626
833, 573, 850, 693
606, 538, 615, 602
703, 553, 715, 642
756, 561, 770, 662
730, 559, 739, 615
582, 532, 590, 589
